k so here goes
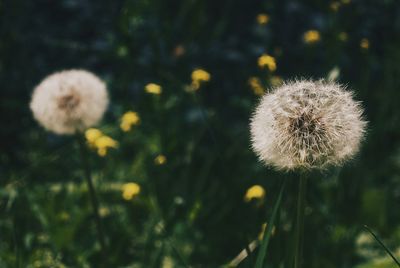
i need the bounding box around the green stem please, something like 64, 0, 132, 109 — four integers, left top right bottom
77, 135, 107, 262
364, 225, 400, 267
294, 174, 308, 268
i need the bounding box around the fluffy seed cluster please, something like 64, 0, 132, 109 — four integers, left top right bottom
30, 70, 109, 135
250, 79, 366, 170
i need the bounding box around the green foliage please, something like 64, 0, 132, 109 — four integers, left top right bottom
1, 0, 400, 267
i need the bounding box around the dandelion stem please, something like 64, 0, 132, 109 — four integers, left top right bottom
77, 135, 107, 262
294, 173, 308, 268
364, 225, 400, 267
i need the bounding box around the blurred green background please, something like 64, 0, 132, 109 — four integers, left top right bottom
1, 0, 400, 267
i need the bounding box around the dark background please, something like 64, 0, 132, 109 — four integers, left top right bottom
1, 0, 400, 267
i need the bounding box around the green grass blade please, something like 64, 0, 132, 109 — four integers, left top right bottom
364, 225, 400, 267
254, 178, 287, 268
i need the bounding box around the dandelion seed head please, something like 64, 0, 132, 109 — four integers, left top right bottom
30, 69, 109, 135
250, 79, 366, 170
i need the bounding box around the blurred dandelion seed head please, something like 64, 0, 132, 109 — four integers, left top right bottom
30, 69, 108, 135
250, 79, 367, 170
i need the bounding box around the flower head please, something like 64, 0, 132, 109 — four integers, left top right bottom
30, 70, 108, 135
145, 83, 162, 95
85, 128, 118, 157
122, 183, 141, 200
303, 30, 321, 44
244, 185, 266, 202
250, 79, 366, 170
360, 38, 370, 50
154, 154, 167, 165
190, 69, 211, 91
256, 14, 269, 25
258, 54, 276, 72
120, 111, 140, 132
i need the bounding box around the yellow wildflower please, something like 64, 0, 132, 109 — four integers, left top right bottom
330, 1, 341, 12
99, 207, 110, 217
303, 30, 321, 44
85, 128, 103, 145
145, 83, 162, 95
244, 185, 266, 202
258, 54, 276, 72
341, 0, 350, 4
154, 154, 167, 165
122, 182, 141, 200
190, 68, 211, 91
120, 111, 140, 132
256, 14, 269, 25
248, 77, 264, 96
338, 32, 348, 41
94, 136, 118, 157
360, 38, 369, 50
270, 76, 283, 87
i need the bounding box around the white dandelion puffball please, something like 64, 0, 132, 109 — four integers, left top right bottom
30, 69, 109, 135
250, 79, 366, 170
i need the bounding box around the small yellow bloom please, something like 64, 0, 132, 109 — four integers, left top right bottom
95, 136, 118, 157
360, 38, 369, 50
248, 77, 264, 96
303, 30, 321, 44
256, 14, 269, 25
154, 154, 167, 165
120, 111, 140, 132
145, 83, 162, 95
338, 32, 348, 42
190, 69, 211, 91
244, 185, 266, 202
122, 182, 141, 200
341, 0, 350, 4
85, 128, 103, 145
99, 207, 110, 217
330, 1, 341, 12
192, 69, 211, 82
258, 54, 276, 72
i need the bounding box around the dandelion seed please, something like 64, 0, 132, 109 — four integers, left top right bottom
256, 14, 269, 25
258, 54, 277, 72
30, 69, 108, 135
145, 83, 162, 95
120, 111, 140, 132
303, 30, 321, 44
250, 79, 367, 170
122, 183, 141, 200
244, 185, 266, 202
